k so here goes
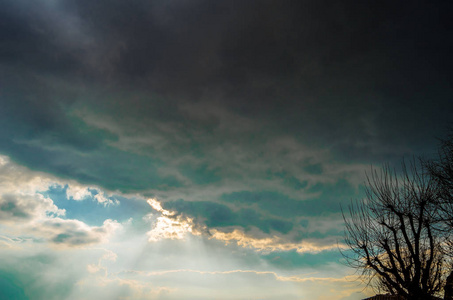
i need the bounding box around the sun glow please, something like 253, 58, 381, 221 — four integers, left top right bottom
146, 198, 199, 242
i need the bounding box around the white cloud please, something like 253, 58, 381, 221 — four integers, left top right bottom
0, 154, 121, 247
0, 155, 55, 196
66, 185, 92, 200
94, 192, 119, 206
0, 193, 64, 223
66, 184, 119, 206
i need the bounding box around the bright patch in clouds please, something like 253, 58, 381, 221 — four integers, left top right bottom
146, 198, 198, 241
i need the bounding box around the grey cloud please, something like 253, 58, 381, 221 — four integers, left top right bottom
303, 163, 323, 175
220, 177, 360, 218
39, 218, 119, 247
0, 0, 452, 197
162, 199, 294, 234
159, 177, 358, 239
0, 194, 59, 223
52, 232, 97, 245
0, 195, 32, 220
50, 227, 101, 246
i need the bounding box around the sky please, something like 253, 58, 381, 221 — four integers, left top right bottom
0, 0, 452, 299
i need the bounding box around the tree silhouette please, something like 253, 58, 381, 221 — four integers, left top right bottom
342, 162, 446, 300
425, 132, 453, 251
425, 132, 453, 300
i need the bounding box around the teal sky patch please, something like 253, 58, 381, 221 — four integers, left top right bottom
41, 184, 151, 226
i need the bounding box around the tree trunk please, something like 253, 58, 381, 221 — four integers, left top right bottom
445, 270, 453, 300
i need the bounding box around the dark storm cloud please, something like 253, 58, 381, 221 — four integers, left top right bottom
65, 0, 453, 158
62, 0, 453, 156
0, 1, 82, 75
0, 0, 452, 197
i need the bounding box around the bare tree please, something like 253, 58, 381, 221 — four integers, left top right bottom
425, 132, 453, 241
424, 132, 453, 300
342, 162, 446, 300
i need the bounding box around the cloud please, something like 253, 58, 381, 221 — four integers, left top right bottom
162, 199, 295, 234
0, 193, 64, 223
0, 0, 452, 200
66, 184, 119, 206
40, 218, 120, 247
0, 201, 367, 300
66, 185, 92, 201
118, 268, 357, 283
219, 181, 359, 218
0, 156, 363, 298
0, 154, 118, 206
111, 267, 367, 300
147, 181, 358, 251
71, 276, 174, 300
209, 228, 341, 254
145, 198, 198, 242
0, 246, 128, 300
147, 197, 345, 253
146, 214, 196, 242
0, 154, 122, 247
